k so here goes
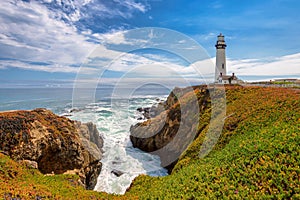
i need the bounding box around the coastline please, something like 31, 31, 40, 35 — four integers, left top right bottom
0, 85, 299, 199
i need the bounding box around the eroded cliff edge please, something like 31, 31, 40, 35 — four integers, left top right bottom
130, 85, 212, 172
0, 108, 103, 190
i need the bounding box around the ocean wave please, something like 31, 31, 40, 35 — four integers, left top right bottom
69, 95, 168, 194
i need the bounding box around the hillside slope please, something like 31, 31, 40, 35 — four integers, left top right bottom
127, 85, 300, 199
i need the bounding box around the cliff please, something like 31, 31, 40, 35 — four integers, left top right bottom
0, 108, 103, 190
128, 85, 300, 199
130, 86, 211, 172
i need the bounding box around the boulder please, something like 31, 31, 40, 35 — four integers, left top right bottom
111, 169, 124, 177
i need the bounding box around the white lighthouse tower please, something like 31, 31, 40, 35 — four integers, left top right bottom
215, 33, 227, 82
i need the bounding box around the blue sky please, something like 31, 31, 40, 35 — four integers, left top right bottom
0, 0, 299, 88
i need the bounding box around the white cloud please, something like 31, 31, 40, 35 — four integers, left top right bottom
227, 53, 300, 77
0, 0, 150, 74
0, 0, 96, 67
0, 59, 99, 74
194, 33, 217, 41
101, 52, 214, 79
0, 59, 79, 73
113, 0, 148, 13
38, 0, 147, 23
95, 31, 133, 45
47, 0, 149, 22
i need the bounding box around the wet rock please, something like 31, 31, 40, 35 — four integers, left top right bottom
61, 113, 72, 117
69, 108, 82, 113
136, 104, 166, 120
111, 169, 124, 177
136, 107, 143, 112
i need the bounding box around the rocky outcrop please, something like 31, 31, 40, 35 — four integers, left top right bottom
136, 102, 166, 120
0, 108, 103, 190
130, 86, 211, 173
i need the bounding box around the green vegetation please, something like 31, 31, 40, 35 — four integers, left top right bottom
0, 153, 113, 199
0, 86, 299, 199
272, 81, 295, 85
126, 86, 300, 199
249, 80, 300, 88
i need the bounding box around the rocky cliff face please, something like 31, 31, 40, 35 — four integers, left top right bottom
130, 86, 211, 172
0, 108, 103, 190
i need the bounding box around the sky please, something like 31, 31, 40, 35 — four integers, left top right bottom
0, 0, 299, 88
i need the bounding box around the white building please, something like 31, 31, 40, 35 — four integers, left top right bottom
215, 33, 239, 84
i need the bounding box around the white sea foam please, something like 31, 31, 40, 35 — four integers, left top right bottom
70, 96, 168, 194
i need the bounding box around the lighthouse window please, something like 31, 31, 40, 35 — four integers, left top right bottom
222, 64, 224, 69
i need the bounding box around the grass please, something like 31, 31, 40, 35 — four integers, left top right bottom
0, 86, 299, 199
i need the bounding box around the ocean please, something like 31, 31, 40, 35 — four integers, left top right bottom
0, 87, 170, 194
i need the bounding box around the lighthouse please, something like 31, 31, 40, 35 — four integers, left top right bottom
215, 33, 227, 82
